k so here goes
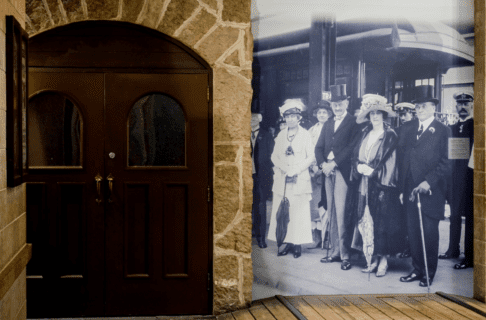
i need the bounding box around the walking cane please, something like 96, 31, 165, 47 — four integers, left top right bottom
324, 172, 336, 261
417, 193, 430, 293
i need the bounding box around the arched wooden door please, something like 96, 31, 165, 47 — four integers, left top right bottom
26, 22, 212, 318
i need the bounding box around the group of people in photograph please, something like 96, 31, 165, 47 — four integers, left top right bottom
251, 83, 474, 288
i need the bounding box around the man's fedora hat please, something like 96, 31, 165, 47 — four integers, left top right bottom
453, 91, 474, 103
411, 85, 439, 105
330, 84, 350, 102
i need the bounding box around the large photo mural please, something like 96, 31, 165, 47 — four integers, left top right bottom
250, 0, 475, 297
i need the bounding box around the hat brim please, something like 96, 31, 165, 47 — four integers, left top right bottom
356, 105, 397, 124
411, 98, 439, 105
330, 96, 350, 102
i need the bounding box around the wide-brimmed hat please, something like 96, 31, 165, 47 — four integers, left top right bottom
312, 100, 333, 116
395, 102, 415, 111
356, 94, 396, 124
411, 85, 439, 105
453, 91, 474, 103
279, 99, 304, 116
330, 84, 349, 102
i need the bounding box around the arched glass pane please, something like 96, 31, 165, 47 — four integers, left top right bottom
28, 92, 83, 167
128, 94, 186, 167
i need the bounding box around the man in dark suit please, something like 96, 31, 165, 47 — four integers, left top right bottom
439, 91, 474, 269
251, 112, 275, 249
315, 84, 360, 270
398, 85, 452, 287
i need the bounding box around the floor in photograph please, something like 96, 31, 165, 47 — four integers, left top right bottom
253, 218, 473, 299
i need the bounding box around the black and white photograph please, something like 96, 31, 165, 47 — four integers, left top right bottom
250, 0, 475, 298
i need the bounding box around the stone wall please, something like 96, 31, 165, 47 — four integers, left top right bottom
474, 0, 486, 303
25, 0, 253, 314
0, 0, 30, 319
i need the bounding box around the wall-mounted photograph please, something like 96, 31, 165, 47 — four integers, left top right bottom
250, 0, 474, 298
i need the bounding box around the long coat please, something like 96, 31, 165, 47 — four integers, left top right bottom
315, 113, 360, 186
253, 128, 275, 200
398, 119, 452, 220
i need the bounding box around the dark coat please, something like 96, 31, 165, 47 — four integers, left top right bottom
315, 113, 360, 185
350, 123, 398, 186
397, 118, 452, 220
253, 128, 275, 200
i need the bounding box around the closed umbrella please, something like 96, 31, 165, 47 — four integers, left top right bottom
358, 177, 374, 281
275, 180, 290, 248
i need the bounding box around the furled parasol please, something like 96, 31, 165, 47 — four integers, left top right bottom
358, 177, 374, 281
275, 180, 290, 248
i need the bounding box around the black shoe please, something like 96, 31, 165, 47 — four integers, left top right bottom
293, 245, 302, 258
454, 259, 473, 269
419, 276, 434, 287
257, 237, 267, 249
400, 272, 422, 282
277, 243, 294, 256
438, 251, 459, 259
341, 260, 352, 270
320, 256, 341, 263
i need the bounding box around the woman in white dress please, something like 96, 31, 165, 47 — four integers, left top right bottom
268, 99, 315, 258
307, 101, 333, 248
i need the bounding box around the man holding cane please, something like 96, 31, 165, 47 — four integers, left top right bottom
397, 85, 451, 287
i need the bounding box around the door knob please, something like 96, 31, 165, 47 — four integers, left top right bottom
107, 173, 114, 203
95, 174, 103, 205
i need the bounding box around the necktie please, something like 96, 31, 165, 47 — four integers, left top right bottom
417, 124, 423, 139
251, 129, 258, 140
335, 115, 344, 121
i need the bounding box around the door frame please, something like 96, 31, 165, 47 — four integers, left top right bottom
27, 21, 214, 316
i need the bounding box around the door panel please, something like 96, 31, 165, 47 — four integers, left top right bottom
104, 73, 210, 316
26, 73, 105, 318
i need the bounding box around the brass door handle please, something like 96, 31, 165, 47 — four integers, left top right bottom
95, 174, 103, 205
107, 173, 114, 203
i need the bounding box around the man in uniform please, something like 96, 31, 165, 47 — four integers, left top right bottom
398, 85, 451, 287
251, 112, 275, 249
438, 91, 474, 269
315, 84, 360, 270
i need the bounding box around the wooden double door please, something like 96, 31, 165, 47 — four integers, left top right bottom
26, 71, 211, 317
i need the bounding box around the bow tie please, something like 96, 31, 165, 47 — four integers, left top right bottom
335, 115, 345, 121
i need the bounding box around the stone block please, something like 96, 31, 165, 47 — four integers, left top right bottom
475, 239, 486, 267
216, 214, 252, 253
86, 0, 118, 19
475, 125, 485, 150
474, 280, 486, 302
214, 165, 240, 233
239, 69, 252, 80
213, 285, 240, 314
475, 26, 485, 57
213, 68, 252, 141
178, 8, 217, 47
222, 0, 251, 23
476, 0, 486, 14
61, 0, 85, 23
121, 0, 144, 23
242, 146, 253, 213
475, 195, 486, 220
213, 255, 240, 314
0, 31, 5, 72
242, 257, 252, 303
474, 217, 486, 241
26, 0, 52, 32
475, 170, 485, 197
200, 0, 218, 11
0, 189, 6, 230
215, 145, 239, 162
197, 26, 240, 65
475, 77, 485, 124
157, 0, 198, 36
0, 110, 5, 149
243, 27, 253, 62
475, 147, 485, 173
0, 149, 6, 190
44, 0, 64, 25
224, 50, 240, 67
139, 0, 166, 29
0, 267, 25, 319
0, 72, 5, 110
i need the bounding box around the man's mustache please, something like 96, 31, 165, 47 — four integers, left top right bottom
458, 108, 469, 115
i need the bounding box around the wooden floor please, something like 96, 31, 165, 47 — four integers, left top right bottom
210, 292, 486, 320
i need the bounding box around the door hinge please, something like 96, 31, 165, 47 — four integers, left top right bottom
207, 87, 210, 102
207, 186, 211, 202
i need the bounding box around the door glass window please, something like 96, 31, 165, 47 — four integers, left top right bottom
128, 93, 186, 167
28, 92, 83, 168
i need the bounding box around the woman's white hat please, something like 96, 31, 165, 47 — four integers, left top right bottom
279, 99, 305, 116
356, 94, 396, 124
